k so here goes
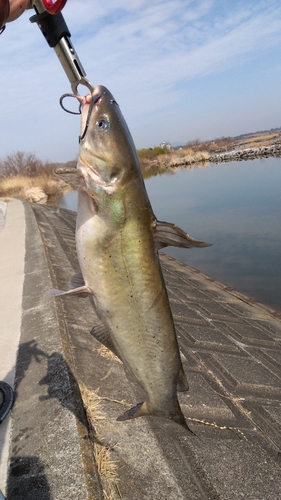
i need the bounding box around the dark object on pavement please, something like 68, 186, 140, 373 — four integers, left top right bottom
0, 381, 14, 424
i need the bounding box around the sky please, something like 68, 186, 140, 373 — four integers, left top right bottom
0, 0, 281, 162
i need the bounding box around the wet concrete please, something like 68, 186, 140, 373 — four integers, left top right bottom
3, 201, 281, 499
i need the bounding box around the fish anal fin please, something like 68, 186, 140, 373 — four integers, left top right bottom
90, 321, 121, 359
154, 220, 211, 251
117, 400, 195, 434
49, 285, 90, 298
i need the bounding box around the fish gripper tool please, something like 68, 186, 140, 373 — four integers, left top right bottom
30, 0, 94, 95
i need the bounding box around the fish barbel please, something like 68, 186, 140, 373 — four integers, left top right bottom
54, 85, 210, 430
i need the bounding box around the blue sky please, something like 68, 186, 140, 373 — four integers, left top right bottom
0, 0, 280, 162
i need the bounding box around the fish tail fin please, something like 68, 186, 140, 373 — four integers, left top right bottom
117, 400, 195, 434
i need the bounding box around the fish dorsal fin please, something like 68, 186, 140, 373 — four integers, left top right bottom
154, 220, 211, 251
90, 321, 121, 359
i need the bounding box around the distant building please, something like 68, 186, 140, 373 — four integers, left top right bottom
160, 142, 173, 151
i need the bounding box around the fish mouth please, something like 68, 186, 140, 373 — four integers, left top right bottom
78, 160, 117, 195
79, 161, 102, 185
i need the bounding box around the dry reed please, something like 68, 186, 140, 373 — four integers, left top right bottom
80, 385, 121, 500
0, 173, 71, 204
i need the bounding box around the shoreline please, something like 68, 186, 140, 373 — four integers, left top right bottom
142, 143, 281, 171
209, 143, 281, 164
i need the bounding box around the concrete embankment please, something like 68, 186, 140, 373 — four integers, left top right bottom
1, 199, 281, 499
209, 143, 281, 163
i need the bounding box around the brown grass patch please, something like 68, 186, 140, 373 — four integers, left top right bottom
140, 148, 211, 175
0, 174, 71, 205
96, 345, 123, 364
236, 132, 281, 149
79, 385, 121, 499
94, 443, 121, 500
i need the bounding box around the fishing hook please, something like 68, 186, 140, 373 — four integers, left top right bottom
59, 93, 82, 115
59, 92, 102, 143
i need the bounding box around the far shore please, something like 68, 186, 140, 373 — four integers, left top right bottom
1, 130, 280, 204
139, 129, 281, 174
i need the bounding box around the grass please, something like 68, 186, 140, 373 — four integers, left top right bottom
137, 146, 167, 159
140, 147, 211, 177
236, 131, 280, 148
0, 151, 72, 204
0, 173, 71, 205
80, 384, 121, 500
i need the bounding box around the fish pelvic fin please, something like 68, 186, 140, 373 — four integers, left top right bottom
117, 400, 195, 434
154, 220, 211, 251
49, 285, 90, 298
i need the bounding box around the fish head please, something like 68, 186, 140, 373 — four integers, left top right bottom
77, 85, 141, 196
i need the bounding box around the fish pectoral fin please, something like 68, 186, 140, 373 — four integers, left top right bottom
49, 285, 90, 297
117, 401, 195, 434
154, 220, 211, 250
90, 321, 121, 359
177, 367, 189, 392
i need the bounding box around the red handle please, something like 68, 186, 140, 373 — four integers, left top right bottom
42, 0, 67, 15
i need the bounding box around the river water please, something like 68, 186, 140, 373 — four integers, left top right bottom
60, 157, 281, 312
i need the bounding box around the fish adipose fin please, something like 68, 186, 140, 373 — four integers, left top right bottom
90, 321, 121, 359
49, 285, 90, 297
154, 221, 211, 251
117, 401, 195, 434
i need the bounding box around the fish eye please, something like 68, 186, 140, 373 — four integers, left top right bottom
97, 118, 110, 132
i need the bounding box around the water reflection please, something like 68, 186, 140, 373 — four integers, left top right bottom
59, 189, 78, 211
60, 157, 281, 312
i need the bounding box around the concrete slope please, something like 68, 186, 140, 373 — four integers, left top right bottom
4, 201, 103, 500
4, 201, 281, 499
